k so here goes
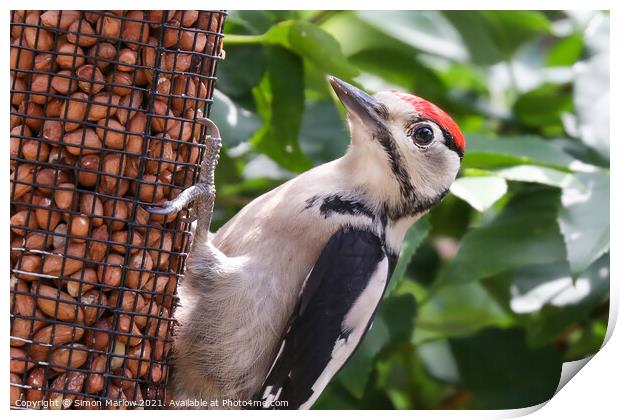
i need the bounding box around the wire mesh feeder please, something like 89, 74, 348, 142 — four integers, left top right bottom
10, 10, 226, 409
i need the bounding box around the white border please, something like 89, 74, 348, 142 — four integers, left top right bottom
3, 2, 616, 419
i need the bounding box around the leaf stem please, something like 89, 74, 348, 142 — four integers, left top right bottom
223, 34, 266, 45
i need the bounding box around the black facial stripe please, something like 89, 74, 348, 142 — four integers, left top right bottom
382, 187, 449, 220
374, 125, 416, 205
441, 127, 464, 158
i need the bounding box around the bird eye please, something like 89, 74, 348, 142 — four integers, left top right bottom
412, 126, 434, 146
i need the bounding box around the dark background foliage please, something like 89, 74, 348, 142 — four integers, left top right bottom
210, 10, 610, 409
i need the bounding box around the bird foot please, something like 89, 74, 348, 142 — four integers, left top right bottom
145, 118, 221, 217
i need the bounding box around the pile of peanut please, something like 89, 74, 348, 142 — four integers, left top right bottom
10, 10, 223, 409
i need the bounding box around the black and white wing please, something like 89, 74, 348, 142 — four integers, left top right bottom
256, 227, 392, 409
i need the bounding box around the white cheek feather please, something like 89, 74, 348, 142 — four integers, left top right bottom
298, 256, 389, 410
398, 133, 461, 199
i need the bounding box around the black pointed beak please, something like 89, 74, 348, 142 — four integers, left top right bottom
328, 76, 385, 130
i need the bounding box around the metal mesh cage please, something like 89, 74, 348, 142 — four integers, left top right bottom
10, 10, 225, 409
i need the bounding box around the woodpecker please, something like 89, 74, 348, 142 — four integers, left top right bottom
147, 76, 465, 409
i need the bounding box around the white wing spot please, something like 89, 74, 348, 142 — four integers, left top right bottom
262, 385, 283, 408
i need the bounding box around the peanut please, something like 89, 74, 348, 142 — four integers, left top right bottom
107, 71, 134, 96
40, 10, 80, 30
54, 182, 77, 210
116, 90, 143, 124
80, 289, 107, 325
61, 92, 88, 131
63, 128, 102, 155
76, 64, 105, 94
34, 197, 62, 230
86, 355, 106, 393
10, 39, 34, 75
67, 19, 97, 46
77, 155, 100, 187
80, 193, 104, 226
126, 250, 153, 289
36, 284, 85, 322
104, 199, 129, 231
26, 367, 46, 403
11, 163, 36, 200
35, 167, 73, 196
121, 11, 150, 50
31, 324, 84, 355
30, 73, 55, 105
69, 214, 90, 243
87, 92, 120, 121
51, 70, 79, 94
42, 243, 86, 277
98, 253, 124, 287
56, 42, 86, 69
111, 230, 143, 254
49, 343, 89, 372
96, 118, 126, 149
24, 11, 54, 51
87, 42, 116, 70
88, 224, 109, 262
10, 373, 23, 407
97, 13, 122, 39
66, 267, 98, 297
118, 48, 138, 72
48, 371, 85, 409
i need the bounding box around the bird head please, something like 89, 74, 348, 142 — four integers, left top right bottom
328, 76, 465, 219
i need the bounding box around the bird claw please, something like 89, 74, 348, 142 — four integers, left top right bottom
144, 201, 178, 215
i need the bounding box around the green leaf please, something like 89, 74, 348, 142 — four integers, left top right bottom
375, 348, 446, 409
462, 134, 576, 170
493, 165, 580, 189
335, 314, 390, 399
416, 282, 513, 339
441, 12, 503, 64
558, 172, 610, 278
444, 11, 551, 64
209, 89, 262, 147
565, 320, 607, 361
417, 340, 460, 384
226, 10, 282, 34
450, 176, 508, 212
388, 216, 431, 292
299, 100, 348, 164
356, 11, 469, 61
264, 20, 358, 79
216, 45, 267, 98
546, 34, 584, 67
511, 255, 610, 347
429, 194, 472, 238
348, 48, 446, 101
438, 188, 566, 285
380, 294, 418, 345
313, 382, 360, 409
449, 328, 562, 409
513, 83, 573, 129
250, 46, 313, 172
